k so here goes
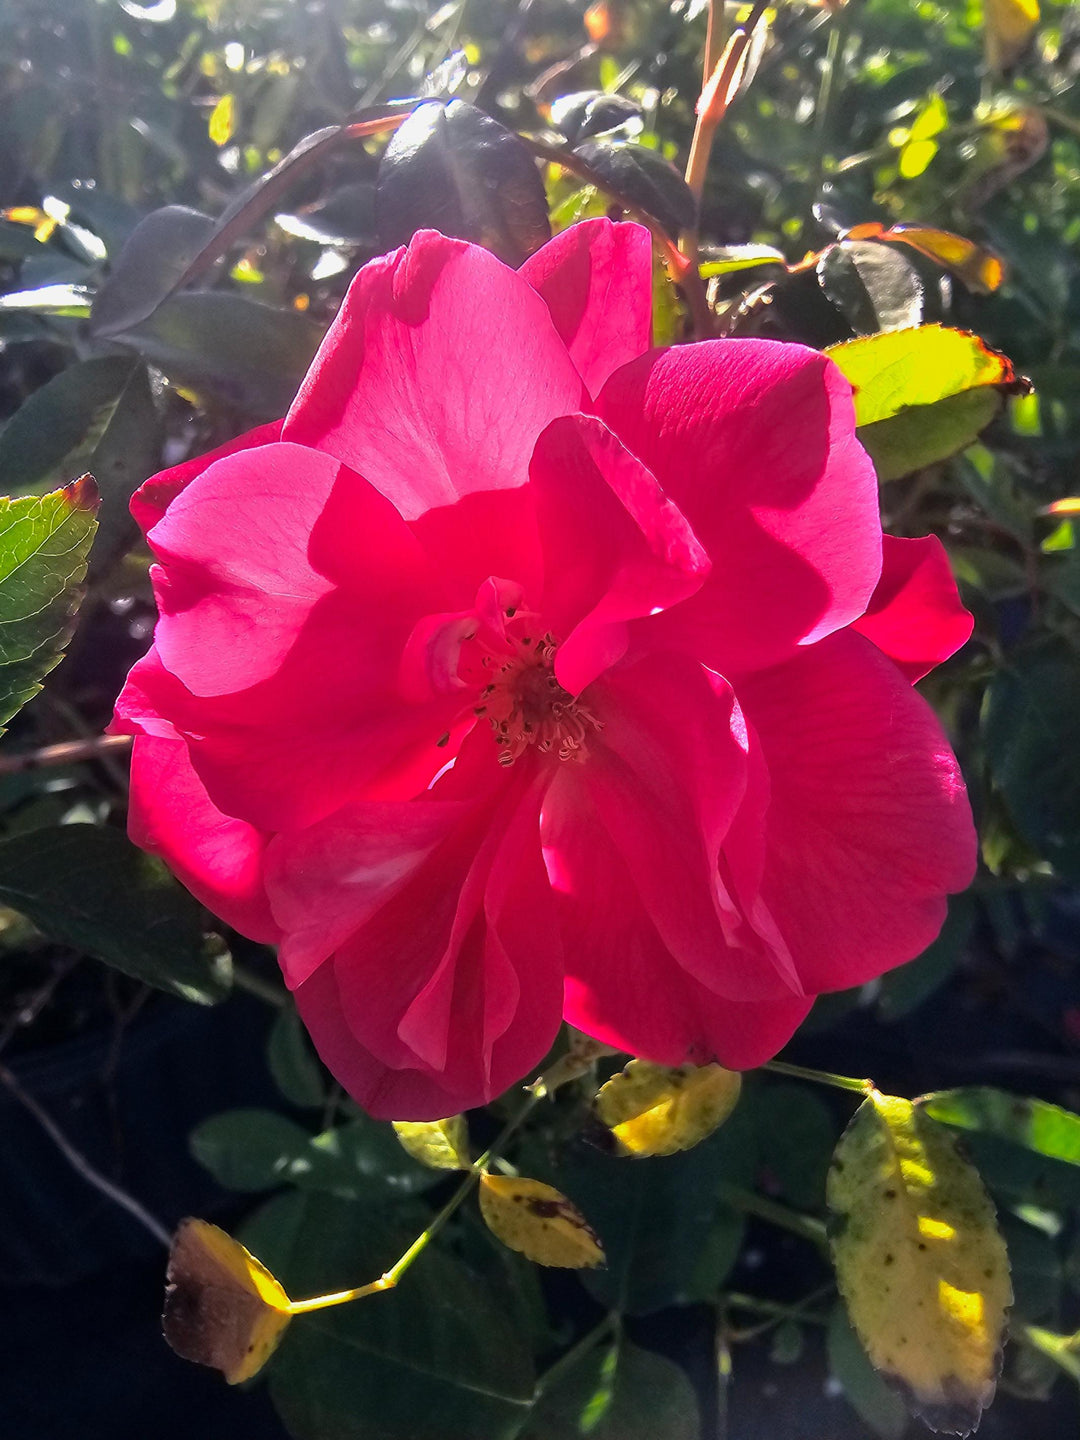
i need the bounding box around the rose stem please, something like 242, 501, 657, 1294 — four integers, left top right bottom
761, 1059, 875, 1095
286, 1085, 547, 1313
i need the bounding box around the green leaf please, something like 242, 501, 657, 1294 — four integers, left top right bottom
699, 245, 787, 279
376, 100, 551, 267
550, 91, 643, 144
83, 363, 164, 577
826, 1305, 909, 1440
0, 823, 230, 1002
920, 1087, 1080, 1170
88, 206, 216, 338
191, 1109, 327, 1192
242, 1190, 535, 1440
982, 639, 1080, 880
268, 1007, 327, 1109
526, 1340, 699, 1440
116, 293, 323, 419
192, 1108, 442, 1198
0, 480, 98, 733
572, 140, 696, 237
1002, 1216, 1061, 1324
818, 240, 924, 335
825, 325, 1023, 481
751, 1082, 837, 1210
548, 1100, 757, 1315
0, 357, 137, 494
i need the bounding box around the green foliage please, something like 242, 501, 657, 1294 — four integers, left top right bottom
4, 1, 1080, 1437
192, 1107, 442, 1198
0, 481, 97, 732
526, 1340, 700, 1440
242, 1191, 537, 1440
0, 823, 231, 1002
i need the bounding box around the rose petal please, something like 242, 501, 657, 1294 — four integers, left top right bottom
853, 534, 973, 682
520, 218, 653, 396
529, 414, 709, 695
597, 340, 882, 674
285, 770, 562, 1119
560, 652, 799, 999
130, 419, 283, 535
284, 230, 585, 522
738, 629, 977, 994
550, 785, 812, 1069
128, 735, 278, 944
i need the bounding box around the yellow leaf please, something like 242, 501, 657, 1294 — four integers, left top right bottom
984, 0, 1039, 72
208, 93, 236, 147
595, 1060, 742, 1157
478, 1175, 605, 1269
164, 1217, 292, 1384
392, 1116, 470, 1170
827, 1090, 1012, 1435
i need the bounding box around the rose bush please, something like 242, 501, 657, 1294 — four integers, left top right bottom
112, 218, 976, 1120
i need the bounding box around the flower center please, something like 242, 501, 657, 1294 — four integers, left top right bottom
474, 630, 601, 767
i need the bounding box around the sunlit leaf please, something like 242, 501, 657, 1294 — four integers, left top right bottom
479, 1175, 605, 1269
984, 0, 1039, 72
208, 94, 236, 147
844, 223, 1004, 294
921, 1089, 1080, 1169
549, 91, 643, 144
0, 478, 98, 732
392, 1117, 470, 1171
825, 324, 1025, 481
827, 1090, 1011, 1435
594, 1060, 741, 1158
164, 1218, 292, 1385
700, 245, 786, 279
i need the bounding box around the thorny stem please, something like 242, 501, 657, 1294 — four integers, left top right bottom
286, 1085, 546, 1313
680, 0, 770, 335
762, 1059, 874, 1096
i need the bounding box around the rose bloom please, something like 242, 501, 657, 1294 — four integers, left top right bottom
113, 220, 975, 1120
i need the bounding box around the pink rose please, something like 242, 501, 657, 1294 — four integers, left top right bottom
113, 221, 976, 1119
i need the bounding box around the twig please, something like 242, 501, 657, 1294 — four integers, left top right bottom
0, 1060, 171, 1248
0, 733, 133, 776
